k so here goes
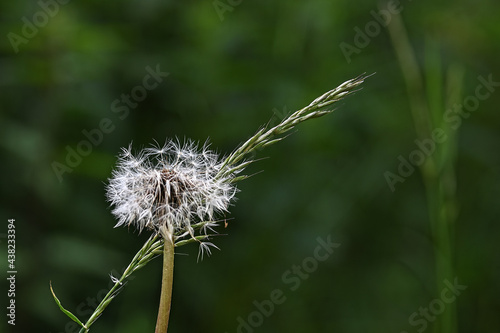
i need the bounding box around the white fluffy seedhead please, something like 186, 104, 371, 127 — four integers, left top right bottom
106, 140, 237, 236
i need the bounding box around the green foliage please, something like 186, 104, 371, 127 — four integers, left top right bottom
1, 1, 499, 332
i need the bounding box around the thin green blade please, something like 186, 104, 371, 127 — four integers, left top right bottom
50, 281, 86, 329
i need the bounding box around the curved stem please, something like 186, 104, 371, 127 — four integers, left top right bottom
155, 232, 175, 333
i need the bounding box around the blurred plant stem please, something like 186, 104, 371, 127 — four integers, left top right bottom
387, 11, 464, 333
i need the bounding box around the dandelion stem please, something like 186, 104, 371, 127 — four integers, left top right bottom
155, 230, 175, 333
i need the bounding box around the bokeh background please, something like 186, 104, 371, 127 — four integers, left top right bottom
1, 0, 499, 332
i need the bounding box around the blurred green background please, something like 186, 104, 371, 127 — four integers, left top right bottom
1, 0, 499, 332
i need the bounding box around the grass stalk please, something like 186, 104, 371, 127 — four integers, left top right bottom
387, 11, 463, 333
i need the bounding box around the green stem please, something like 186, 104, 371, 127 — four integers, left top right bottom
155, 232, 175, 333
423, 174, 453, 333
387, 12, 461, 333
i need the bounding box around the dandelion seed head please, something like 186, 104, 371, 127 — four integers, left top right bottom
106, 140, 237, 235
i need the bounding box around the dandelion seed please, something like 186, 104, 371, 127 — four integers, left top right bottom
198, 242, 219, 261
109, 274, 122, 285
